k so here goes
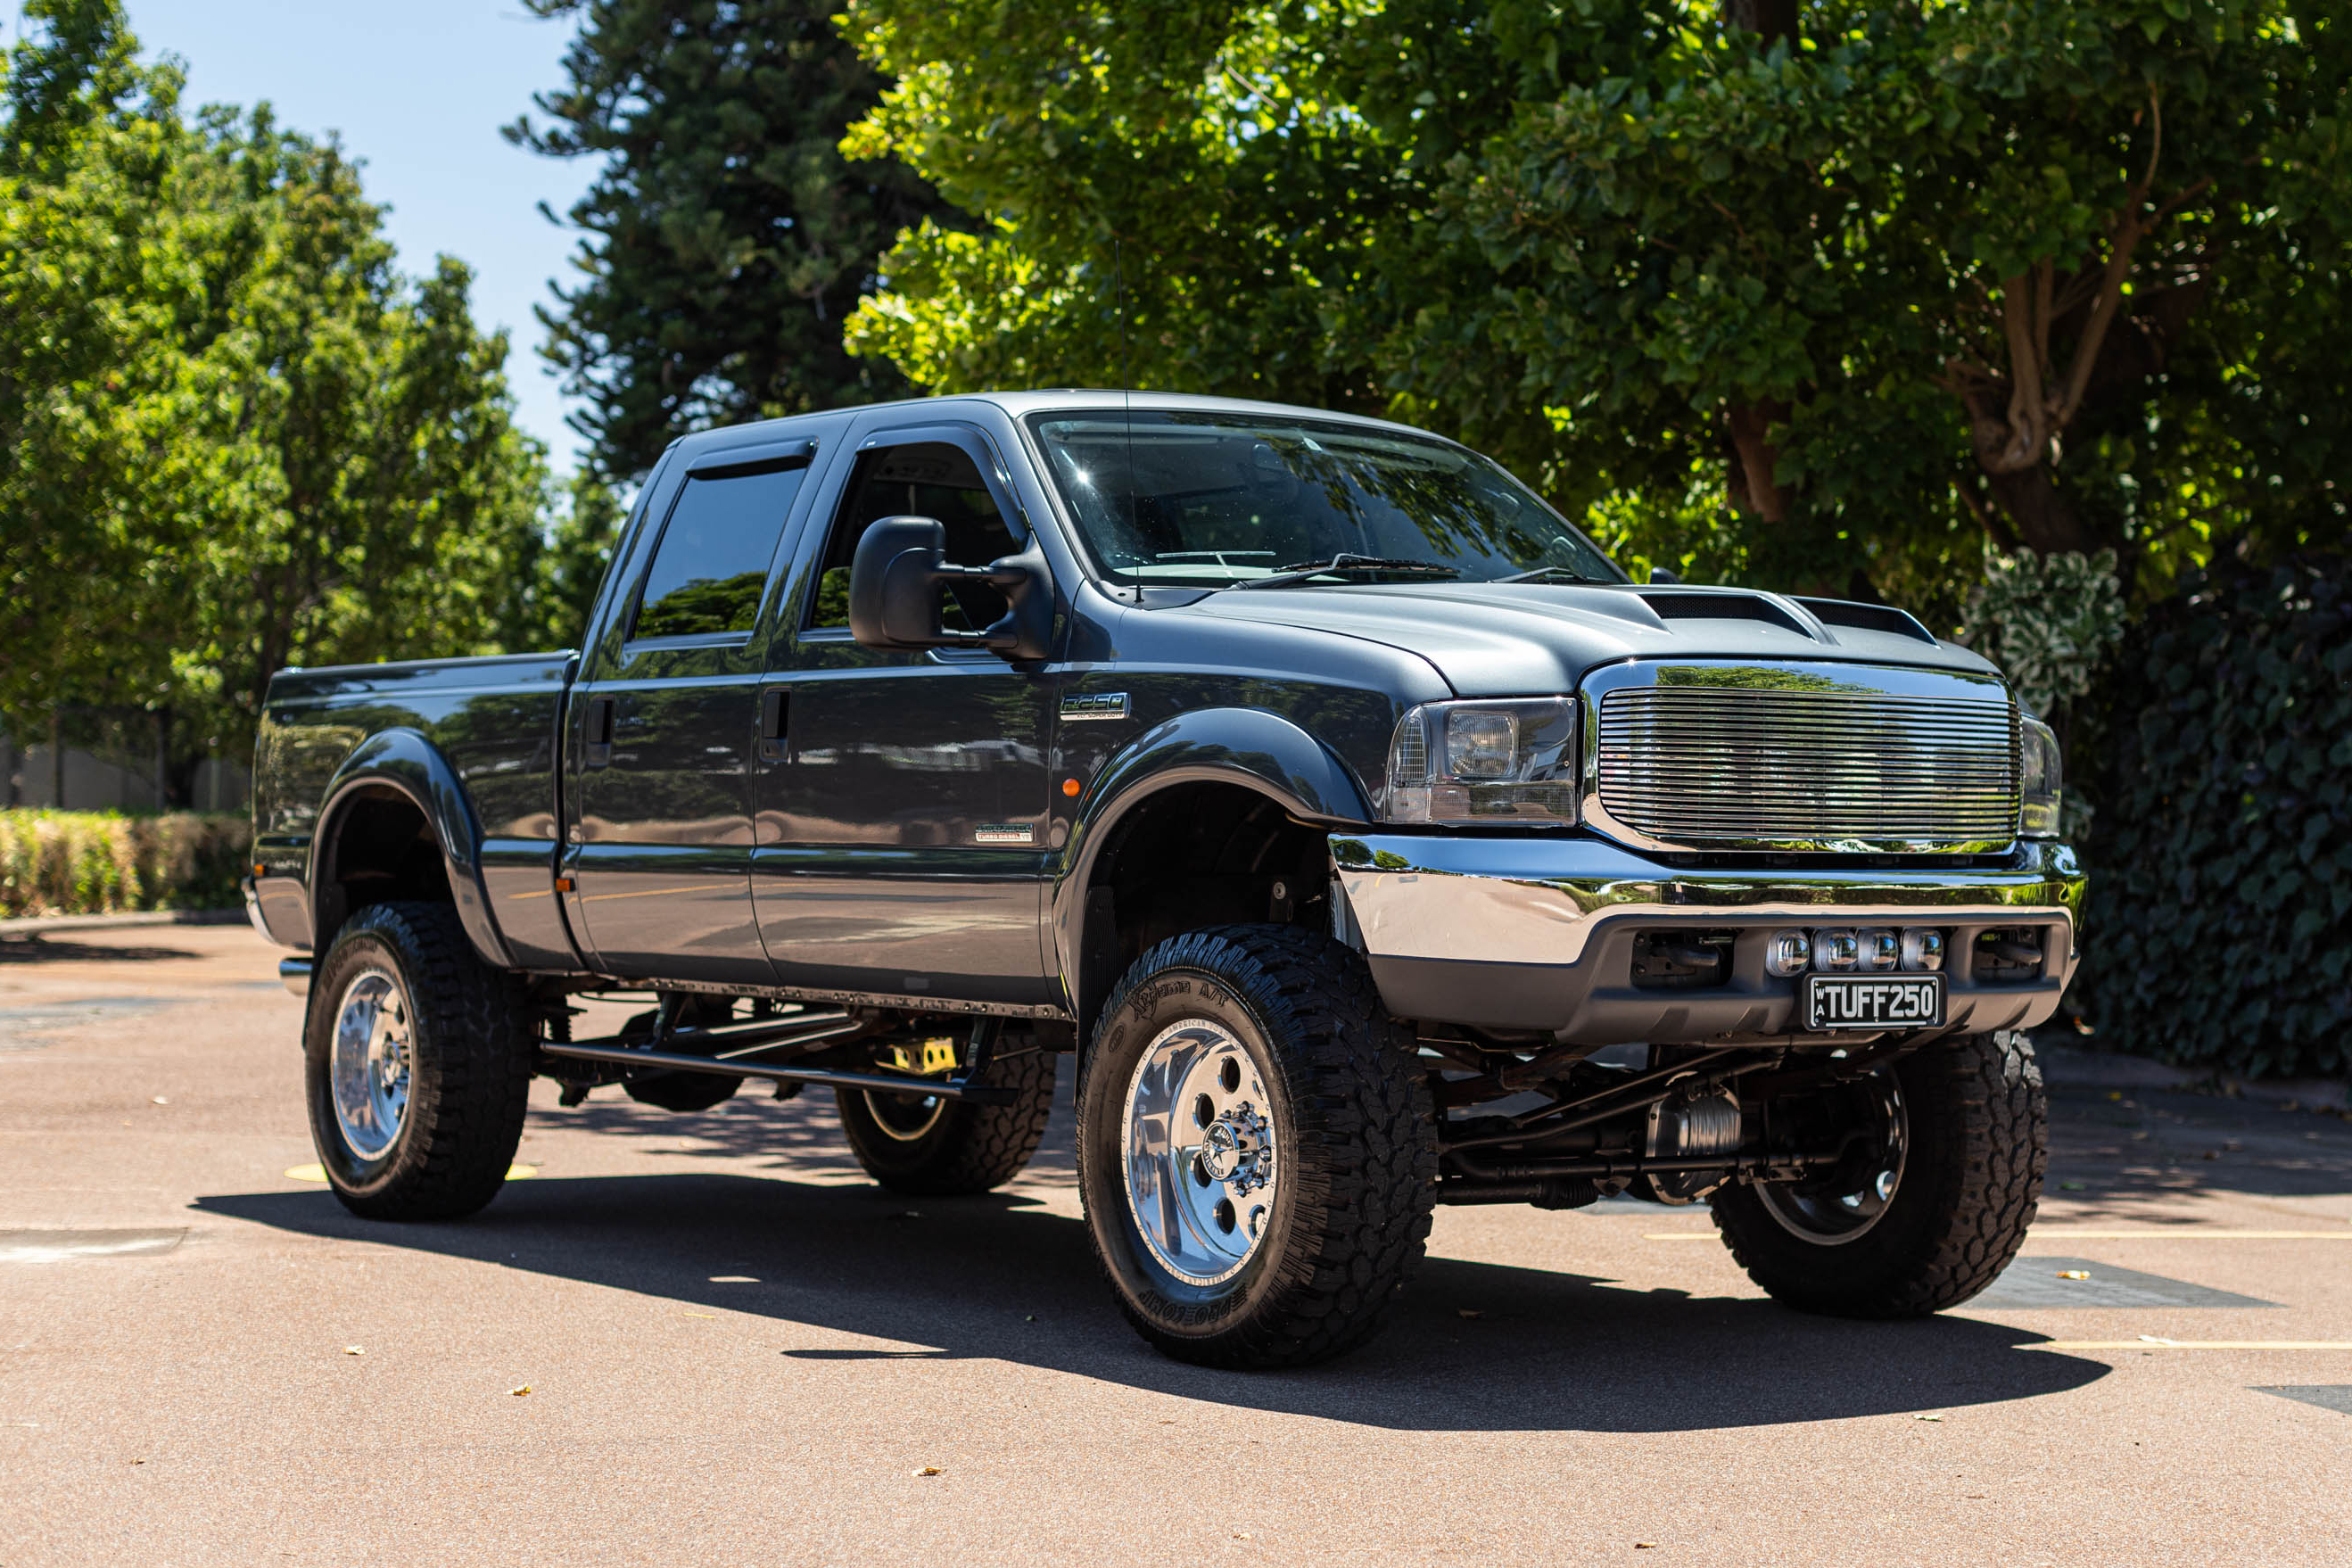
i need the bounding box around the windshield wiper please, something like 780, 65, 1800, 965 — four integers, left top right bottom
1494, 565, 1602, 584
1233, 554, 1464, 591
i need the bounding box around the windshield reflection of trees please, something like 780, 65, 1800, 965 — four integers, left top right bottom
1037, 415, 1612, 582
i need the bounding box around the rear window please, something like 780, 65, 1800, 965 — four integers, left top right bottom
632, 465, 806, 639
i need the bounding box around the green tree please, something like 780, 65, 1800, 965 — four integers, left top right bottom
1, 0, 556, 795
840, 1, 2351, 611
508, 0, 961, 483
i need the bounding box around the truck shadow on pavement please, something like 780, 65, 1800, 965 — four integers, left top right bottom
197, 1170, 2105, 1434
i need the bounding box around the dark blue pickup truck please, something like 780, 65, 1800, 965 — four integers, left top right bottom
245, 391, 2084, 1366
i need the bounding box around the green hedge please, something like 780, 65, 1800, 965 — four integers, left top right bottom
0, 811, 250, 919
2070, 557, 2352, 1078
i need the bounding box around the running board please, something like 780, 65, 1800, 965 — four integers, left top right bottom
539, 1013, 1017, 1106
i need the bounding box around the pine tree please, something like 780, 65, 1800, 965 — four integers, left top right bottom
508, 0, 958, 482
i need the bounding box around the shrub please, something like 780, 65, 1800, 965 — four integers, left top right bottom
2070, 557, 2352, 1078
1963, 549, 2128, 720
0, 811, 251, 918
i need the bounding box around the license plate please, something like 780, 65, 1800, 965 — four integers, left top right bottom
1803, 973, 1944, 1030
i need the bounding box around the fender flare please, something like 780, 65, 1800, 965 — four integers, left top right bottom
1049, 706, 1374, 1033
309, 728, 515, 970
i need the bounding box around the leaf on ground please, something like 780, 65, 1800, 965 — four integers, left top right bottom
1913, 1413, 1944, 1422
2057, 1270, 2090, 1280
510, 1384, 532, 1397
1457, 1308, 1483, 1319
912, 1465, 942, 1477
342, 1345, 364, 1355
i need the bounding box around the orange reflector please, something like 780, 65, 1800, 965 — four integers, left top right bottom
554, 875, 575, 893
1061, 778, 1082, 797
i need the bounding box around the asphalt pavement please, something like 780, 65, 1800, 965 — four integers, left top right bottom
4, 923, 2350, 1566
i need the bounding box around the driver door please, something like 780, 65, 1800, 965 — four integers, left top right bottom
750, 423, 1058, 1006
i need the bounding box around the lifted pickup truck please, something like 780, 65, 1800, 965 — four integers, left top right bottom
247, 391, 2084, 1367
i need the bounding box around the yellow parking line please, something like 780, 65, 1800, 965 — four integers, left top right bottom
285, 1162, 535, 1183
2030, 1341, 2352, 1352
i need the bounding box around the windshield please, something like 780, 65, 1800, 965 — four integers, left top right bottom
1025, 410, 1622, 588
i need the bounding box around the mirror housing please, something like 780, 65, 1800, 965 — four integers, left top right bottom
1648, 565, 1682, 584
847, 515, 1053, 660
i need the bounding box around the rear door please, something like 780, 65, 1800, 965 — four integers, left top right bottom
749, 419, 1059, 1005
563, 438, 820, 984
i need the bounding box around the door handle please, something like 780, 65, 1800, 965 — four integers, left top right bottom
756, 688, 788, 762
583, 696, 615, 767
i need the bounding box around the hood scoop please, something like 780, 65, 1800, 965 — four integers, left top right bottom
1794, 597, 1939, 646
1636, 590, 1817, 639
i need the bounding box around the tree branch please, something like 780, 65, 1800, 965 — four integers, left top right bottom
1993, 272, 2047, 472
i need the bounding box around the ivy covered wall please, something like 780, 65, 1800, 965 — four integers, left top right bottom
2069, 557, 2352, 1078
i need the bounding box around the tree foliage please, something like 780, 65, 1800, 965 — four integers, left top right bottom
0, 0, 558, 790
508, 0, 961, 482
2069, 556, 2352, 1077
840, 0, 2350, 615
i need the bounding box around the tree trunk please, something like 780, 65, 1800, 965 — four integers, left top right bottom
1725, 0, 1800, 45
1721, 2, 1799, 521
153, 707, 169, 813
1983, 465, 2101, 556
1726, 400, 1791, 522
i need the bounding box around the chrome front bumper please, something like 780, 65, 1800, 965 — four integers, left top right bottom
1331, 833, 2085, 1040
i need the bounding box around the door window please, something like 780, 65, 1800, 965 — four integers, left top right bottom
632, 465, 807, 640
805, 442, 1021, 632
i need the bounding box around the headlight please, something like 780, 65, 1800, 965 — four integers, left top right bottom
1383, 698, 1578, 825
2018, 714, 2063, 838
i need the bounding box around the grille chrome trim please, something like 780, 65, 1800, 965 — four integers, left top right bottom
1582, 662, 2020, 854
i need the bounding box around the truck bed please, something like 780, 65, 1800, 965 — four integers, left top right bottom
250, 652, 576, 963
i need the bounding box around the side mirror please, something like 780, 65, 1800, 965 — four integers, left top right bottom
1648, 565, 1682, 584
847, 515, 1053, 660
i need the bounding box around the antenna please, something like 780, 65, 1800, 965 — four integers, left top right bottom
1114, 236, 1141, 603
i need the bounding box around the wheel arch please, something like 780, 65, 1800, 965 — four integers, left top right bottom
309, 728, 514, 969
1052, 707, 1374, 1048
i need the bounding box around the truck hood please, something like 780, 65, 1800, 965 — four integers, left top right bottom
1175, 581, 2001, 697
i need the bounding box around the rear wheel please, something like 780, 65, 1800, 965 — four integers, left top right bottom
1077, 925, 1437, 1369
1711, 1031, 2045, 1316
304, 901, 534, 1221
835, 1037, 1057, 1195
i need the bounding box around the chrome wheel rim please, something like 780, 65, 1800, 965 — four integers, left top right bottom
329, 969, 412, 1161
863, 1089, 948, 1143
1757, 1074, 1908, 1246
1121, 1019, 1279, 1287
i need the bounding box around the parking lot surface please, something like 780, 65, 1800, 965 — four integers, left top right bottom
4, 923, 2350, 1565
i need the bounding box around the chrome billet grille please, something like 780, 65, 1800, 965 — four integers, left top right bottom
1597, 685, 2019, 848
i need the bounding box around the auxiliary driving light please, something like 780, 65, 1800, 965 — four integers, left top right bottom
1857, 928, 1901, 971
1901, 928, 1946, 972
1765, 929, 1811, 978
1811, 928, 1860, 971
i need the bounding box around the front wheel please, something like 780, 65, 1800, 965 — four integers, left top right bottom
1077, 926, 1437, 1369
304, 901, 536, 1220
1710, 1030, 2046, 1316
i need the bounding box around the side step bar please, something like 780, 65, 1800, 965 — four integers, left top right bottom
538, 1011, 1018, 1106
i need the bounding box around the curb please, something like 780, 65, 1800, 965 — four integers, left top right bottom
0, 909, 247, 937
2036, 1042, 2350, 1114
